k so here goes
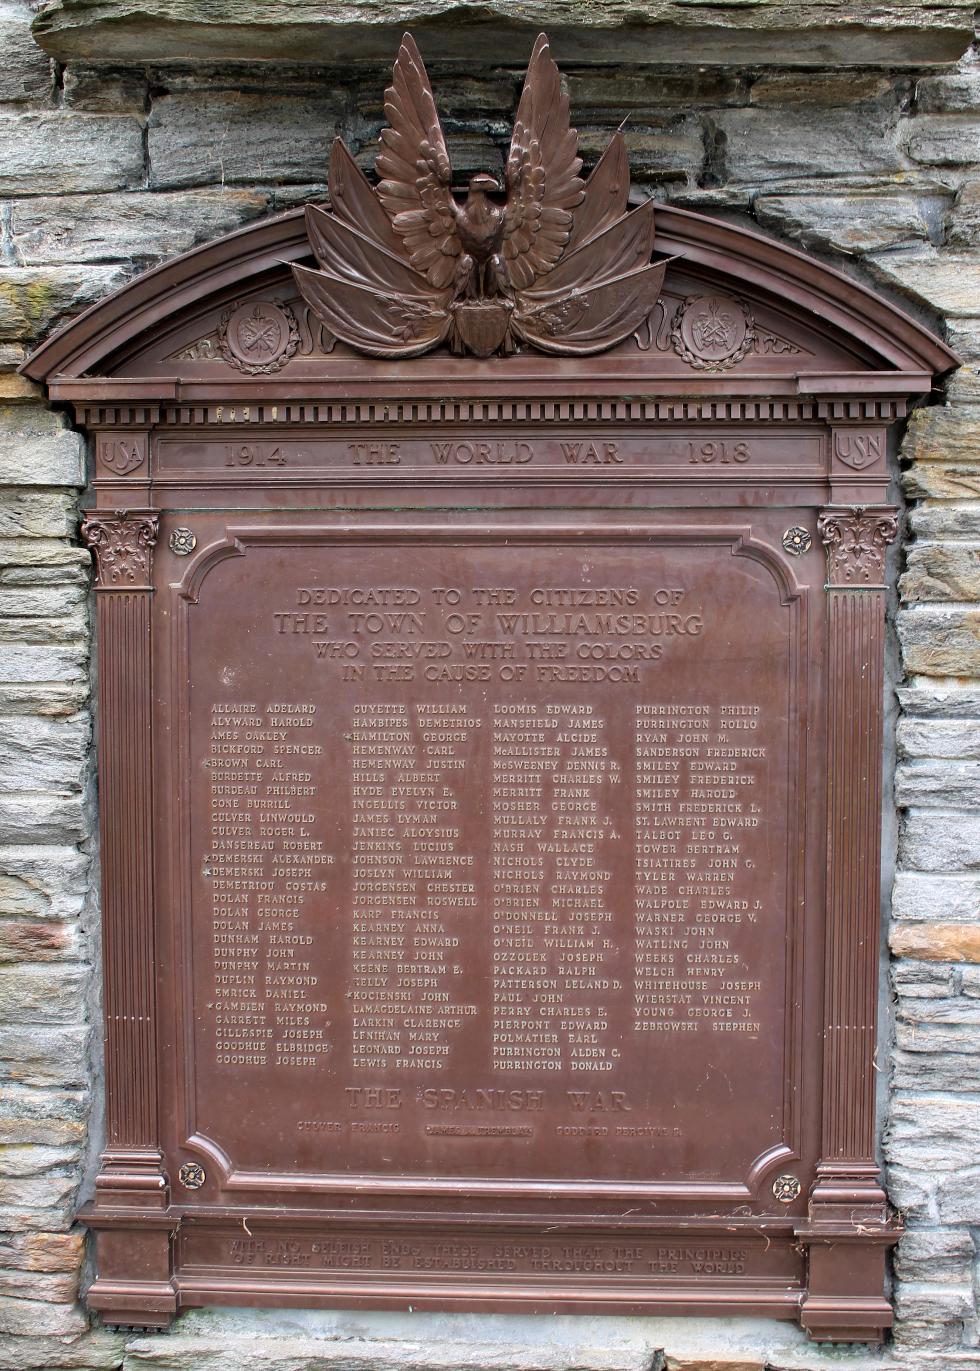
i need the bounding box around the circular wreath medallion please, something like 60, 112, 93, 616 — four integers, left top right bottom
219, 300, 300, 375
672, 293, 756, 371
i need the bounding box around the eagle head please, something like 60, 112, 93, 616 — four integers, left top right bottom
467, 173, 501, 195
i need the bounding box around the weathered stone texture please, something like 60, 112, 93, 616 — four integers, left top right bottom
0, 2, 53, 103
9, 189, 275, 267
0, 266, 130, 350
754, 193, 931, 254
906, 115, 980, 165
891, 921, 980, 960
901, 543, 980, 601
947, 178, 980, 244
712, 107, 905, 183
917, 65, 980, 114
29, 0, 980, 68
867, 250, 980, 316
147, 91, 346, 188
118, 1339, 661, 1371
897, 606, 980, 677
0, 111, 144, 195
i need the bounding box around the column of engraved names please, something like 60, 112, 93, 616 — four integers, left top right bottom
491, 703, 621, 1074
348, 703, 478, 1072
204, 701, 333, 1069
633, 704, 766, 1036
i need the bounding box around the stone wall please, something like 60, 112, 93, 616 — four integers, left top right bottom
0, 2, 978, 1368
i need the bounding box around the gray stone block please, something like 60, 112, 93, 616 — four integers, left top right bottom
147, 91, 345, 189
902, 544, 980, 602
0, 1202, 75, 1232
896, 994, 980, 1054
0, 111, 144, 195
11, 189, 273, 266
898, 718, 980, 760
0, 3, 53, 102
898, 605, 980, 677
960, 965, 980, 996
908, 504, 980, 539
892, 1046, 980, 1091
0, 585, 88, 618
754, 193, 930, 254
0, 1266, 79, 1303
29, 0, 979, 69
0, 604, 87, 645
0, 1025, 88, 1088
893, 1280, 972, 1348
903, 463, 980, 500
0, 404, 85, 488
897, 680, 980, 718
567, 70, 745, 112
0, 715, 89, 790
894, 1225, 976, 1282
892, 957, 959, 997
0, 682, 90, 717
867, 250, 980, 317
938, 1166, 980, 1222
884, 1164, 936, 1223
0, 1175, 77, 1210
711, 108, 903, 183
120, 1334, 660, 1371
886, 1094, 980, 1170
0, 1083, 87, 1146
0, 493, 77, 541
355, 69, 518, 119
907, 115, 980, 166
0, 791, 88, 843
0, 964, 88, 1023
895, 760, 980, 807
0, 1143, 81, 1177
947, 179, 980, 245
943, 313, 980, 360
0, 644, 88, 685
0, 266, 129, 345
578, 120, 702, 186
917, 69, 980, 114
893, 871, 980, 921
0, 1330, 125, 1371
0, 1290, 86, 1335
0, 844, 89, 921
62, 62, 148, 112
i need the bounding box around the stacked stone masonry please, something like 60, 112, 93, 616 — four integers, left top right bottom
0, 1, 978, 1368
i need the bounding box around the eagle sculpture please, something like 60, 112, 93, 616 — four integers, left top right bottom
292, 33, 667, 359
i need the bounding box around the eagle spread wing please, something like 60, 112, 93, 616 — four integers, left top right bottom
375, 33, 460, 290
503, 34, 585, 292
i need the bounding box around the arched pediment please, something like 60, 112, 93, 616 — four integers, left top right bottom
22, 201, 956, 398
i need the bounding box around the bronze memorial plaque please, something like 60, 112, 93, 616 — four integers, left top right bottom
22, 27, 958, 1345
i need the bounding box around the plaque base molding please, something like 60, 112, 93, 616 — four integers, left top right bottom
78, 1207, 904, 1337
795, 1166, 900, 1344
77, 1208, 178, 1330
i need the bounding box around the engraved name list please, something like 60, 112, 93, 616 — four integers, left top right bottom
187, 535, 791, 1184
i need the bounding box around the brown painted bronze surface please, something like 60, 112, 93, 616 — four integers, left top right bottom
292, 35, 665, 360
26, 31, 958, 1343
